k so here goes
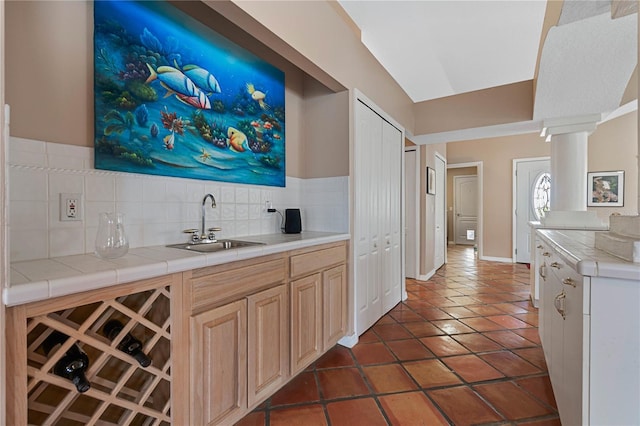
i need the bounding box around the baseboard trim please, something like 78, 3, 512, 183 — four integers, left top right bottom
338, 333, 358, 348
418, 269, 436, 281
480, 255, 513, 263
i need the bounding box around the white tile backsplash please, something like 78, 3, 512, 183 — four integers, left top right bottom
8, 137, 349, 261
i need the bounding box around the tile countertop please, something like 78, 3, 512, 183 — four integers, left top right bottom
537, 229, 640, 281
5, 232, 350, 307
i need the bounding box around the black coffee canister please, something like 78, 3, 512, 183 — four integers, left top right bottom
284, 209, 302, 234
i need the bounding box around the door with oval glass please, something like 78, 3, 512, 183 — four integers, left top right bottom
514, 158, 551, 263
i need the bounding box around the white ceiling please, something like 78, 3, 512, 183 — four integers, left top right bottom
337, 0, 548, 103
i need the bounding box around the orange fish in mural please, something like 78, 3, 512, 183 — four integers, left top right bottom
227, 127, 248, 153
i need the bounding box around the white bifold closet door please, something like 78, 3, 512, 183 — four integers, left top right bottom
354, 99, 402, 336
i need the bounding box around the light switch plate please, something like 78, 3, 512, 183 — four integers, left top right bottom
60, 193, 82, 221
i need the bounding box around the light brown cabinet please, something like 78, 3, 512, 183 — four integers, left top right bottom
289, 242, 348, 375
290, 273, 323, 374
191, 299, 247, 426
247, 284, 289, 406
322, 264, 347, 351
6, 240, 347, 425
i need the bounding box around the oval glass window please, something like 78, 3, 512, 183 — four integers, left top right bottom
532, 172, 551, 220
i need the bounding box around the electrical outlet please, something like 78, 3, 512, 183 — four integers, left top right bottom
60, 193, 82, 221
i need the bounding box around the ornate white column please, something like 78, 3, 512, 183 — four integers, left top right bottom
540, 115, 608, 229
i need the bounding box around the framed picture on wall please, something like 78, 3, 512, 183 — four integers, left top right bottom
427, 167, 436, 195
587, 170, 624, 207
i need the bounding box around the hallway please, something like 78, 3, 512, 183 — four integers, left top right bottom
237, 246, 560, 425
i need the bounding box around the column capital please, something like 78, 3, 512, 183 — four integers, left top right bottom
541, 113, 603, 138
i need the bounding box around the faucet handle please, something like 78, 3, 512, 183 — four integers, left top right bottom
207, 227, 221, 241
183, 229, 200, 243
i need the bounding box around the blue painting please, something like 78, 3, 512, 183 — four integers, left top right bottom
93, 0, 285, 187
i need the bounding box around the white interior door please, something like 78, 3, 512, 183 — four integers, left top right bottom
354, 99, 402, 336
434, 155, 446, 269
454, 175, 478, 245
381, 120, 402, 313
354, 101, 382, 335
404, 149, 417, 279
515, 158, 550, 263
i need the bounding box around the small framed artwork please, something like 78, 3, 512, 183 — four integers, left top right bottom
426, 167, 436, 195
588, 170, 624, 207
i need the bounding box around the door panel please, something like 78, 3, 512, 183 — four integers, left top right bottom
434, 155, 446, 269
382, 120, 402, 313
454, 175, 478, 245
515, 159, 550, 263
354, 101, 382, 335
404, 150, 417, 278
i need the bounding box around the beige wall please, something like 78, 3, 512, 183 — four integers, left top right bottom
446, 167, 477, 243
5, 0, 354, 179
446, 110, 637, 259
447, 132, 551, 259
587, 110, 638, 219
6, 1, 93, 147
301, 77, 349, 178
414, 81, 534, 135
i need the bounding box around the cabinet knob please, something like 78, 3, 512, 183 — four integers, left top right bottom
550, 262, 561, 269
562, 277, 576, 288
537, 245, 543, 249
538, 265, 546, 280
543, 252, 551, 257
554, 291, 566, 320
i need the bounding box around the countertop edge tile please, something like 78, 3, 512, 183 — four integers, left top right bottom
3, 280, 50, 306
166, 255, 207, 273
5, 232, 350, 305
49, 270, 118, 299
116, 262, 169, 284
538, 229, 640, 279
204, 249, 239, 266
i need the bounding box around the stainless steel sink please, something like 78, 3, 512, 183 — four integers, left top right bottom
167, 239, 265, 253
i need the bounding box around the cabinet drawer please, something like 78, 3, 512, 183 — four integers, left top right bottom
191, 259, 286, 313
290, 244, 346, 278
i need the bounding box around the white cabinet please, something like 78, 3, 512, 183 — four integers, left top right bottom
538, 241, 586, 425
353, 96, 403, 336
537, 229, 640, 426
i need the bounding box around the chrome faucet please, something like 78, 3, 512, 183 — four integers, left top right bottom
201, 193, 219, 241
182, 194, 221, 243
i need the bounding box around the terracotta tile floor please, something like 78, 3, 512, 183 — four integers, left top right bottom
236, 246, 560, 426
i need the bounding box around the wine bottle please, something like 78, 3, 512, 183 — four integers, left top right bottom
42, 331, 91, 393
103, 320, 152, 367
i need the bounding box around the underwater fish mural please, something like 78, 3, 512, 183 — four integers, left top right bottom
175, 91, 211, 110
145, 64, 210, 109
163, 132, 175, 150
227, 127, 248, 153
200, 148, 211, 161
94, 0, 286, 187
246, 83, 269, 110
175, 61, 222, 95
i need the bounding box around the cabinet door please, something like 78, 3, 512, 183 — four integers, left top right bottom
323, 265, 347, 351
191, 299, 247, 426
538, 248, 553, 363
290, 274, 322, 374
247, 284, 289, 407
561, 274, 586, 426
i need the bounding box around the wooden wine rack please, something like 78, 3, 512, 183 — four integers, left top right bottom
6, 274, 184, 426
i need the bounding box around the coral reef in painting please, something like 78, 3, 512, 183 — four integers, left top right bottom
94, 0, 286, 186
